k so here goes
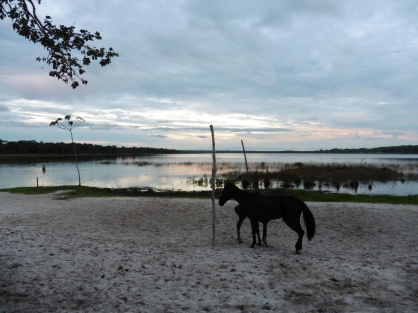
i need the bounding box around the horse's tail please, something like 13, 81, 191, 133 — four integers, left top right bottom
302, 202, 316, 241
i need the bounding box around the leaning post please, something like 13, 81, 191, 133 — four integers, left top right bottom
241, 140, 251, 190
210, 125, 217, 246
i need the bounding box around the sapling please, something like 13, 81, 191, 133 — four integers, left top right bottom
50, 115, 85, 186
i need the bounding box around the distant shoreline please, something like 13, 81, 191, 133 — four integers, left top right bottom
181, 150, 418, 154
2, 150, 418, 157
0, 153, 163, 157
1, 139, 418, 155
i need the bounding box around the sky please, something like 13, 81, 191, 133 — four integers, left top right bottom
1, 0, 418, 151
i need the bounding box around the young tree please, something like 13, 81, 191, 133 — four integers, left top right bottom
50, 115, 84, 186
0, 0, 119, 88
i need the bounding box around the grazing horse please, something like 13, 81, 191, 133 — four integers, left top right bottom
234, 205, 269, 246
219, 183, 316, 254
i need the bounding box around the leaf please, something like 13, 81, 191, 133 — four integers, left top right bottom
2, 0, 118, 88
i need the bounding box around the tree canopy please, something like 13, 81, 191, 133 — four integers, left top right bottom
0, 139, 180, 155
0, 0, 119, 88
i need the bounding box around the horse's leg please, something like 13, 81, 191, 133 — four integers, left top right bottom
262, 221, 269, 247
249, 218, 259, 248
236, 214, 246, 243
257, 221, 263, 246
283, 216, 305, 254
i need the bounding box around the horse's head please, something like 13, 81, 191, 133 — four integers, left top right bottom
219, 182, 235, 206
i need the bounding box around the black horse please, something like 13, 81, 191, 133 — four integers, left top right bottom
219, 183, 316, 254
234, 204, 269, 246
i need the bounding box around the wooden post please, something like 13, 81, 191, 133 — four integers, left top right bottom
37, 177, 38, 187
241, 140, 250, 190
210, 125, 217, 246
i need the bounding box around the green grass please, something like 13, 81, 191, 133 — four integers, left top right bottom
262, 188, 418, 205
0, 185, 115, 197
1, 185, 418, 204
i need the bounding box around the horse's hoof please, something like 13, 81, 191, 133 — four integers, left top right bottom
296, 249, 301, 255
257, 243, 262, 246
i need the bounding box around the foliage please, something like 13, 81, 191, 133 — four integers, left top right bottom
50, 115, 85, 129
275, 163, 405, 184
190, 161, 418, 193
0, 0, 118, 88
201, 145, 418, 154
318, 145, 418, 154
0, 139, 180, 155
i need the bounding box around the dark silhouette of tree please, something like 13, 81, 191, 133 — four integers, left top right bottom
0, 0, 119, 88
0, 139, 180, 155
50, 115, 84, 185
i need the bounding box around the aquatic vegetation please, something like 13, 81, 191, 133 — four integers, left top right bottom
187, 161, 418, 193
82, 157, 418, 194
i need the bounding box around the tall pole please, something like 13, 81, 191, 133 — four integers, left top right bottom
70, 129, 81, 186
241, 140, 250, 190
210, 125, 217, 246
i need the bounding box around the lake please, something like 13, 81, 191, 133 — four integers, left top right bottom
1, 153, 418, 195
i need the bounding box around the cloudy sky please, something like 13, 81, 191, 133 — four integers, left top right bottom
1, 0, 417, 151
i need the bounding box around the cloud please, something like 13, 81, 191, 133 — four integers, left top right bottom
382, 131, 406, 138
0, 104, 9, 112
1, 0, 418, 150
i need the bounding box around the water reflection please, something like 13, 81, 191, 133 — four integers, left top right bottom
1, 153, 418, 195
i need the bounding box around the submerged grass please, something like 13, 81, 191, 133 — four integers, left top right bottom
1, 185, 418, 204
261, 188, 418, 205
190, 162, 418, 193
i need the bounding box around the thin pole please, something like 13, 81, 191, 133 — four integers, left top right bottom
70, 129, 81, 186
241, 140, 250, 190
210, 125, 217, 246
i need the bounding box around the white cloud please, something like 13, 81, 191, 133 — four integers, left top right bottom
0, 0, 417, 150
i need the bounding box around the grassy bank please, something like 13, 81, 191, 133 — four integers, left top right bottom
1, 185, 418, 205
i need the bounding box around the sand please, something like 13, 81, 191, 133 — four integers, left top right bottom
1, 191, 418, 312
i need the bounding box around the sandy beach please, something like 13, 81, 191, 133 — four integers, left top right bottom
1, 191, 417, 312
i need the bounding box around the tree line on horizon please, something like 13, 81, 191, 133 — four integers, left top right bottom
1, 139, 418, 155
317, 146, 418, 154
191, 145, 418, 154
0, 139, 179, 155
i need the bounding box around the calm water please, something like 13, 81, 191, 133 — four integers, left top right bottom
1, 153, 418, 195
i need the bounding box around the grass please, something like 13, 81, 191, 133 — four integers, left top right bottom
262, 188, 418, 205
1, 185, 418, 205
188, 162, 418, 194
0, 185, 114, 197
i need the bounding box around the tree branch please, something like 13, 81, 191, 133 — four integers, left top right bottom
1, 0, 119, 88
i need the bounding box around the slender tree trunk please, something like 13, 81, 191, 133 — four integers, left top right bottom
70, 129, 81, 186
